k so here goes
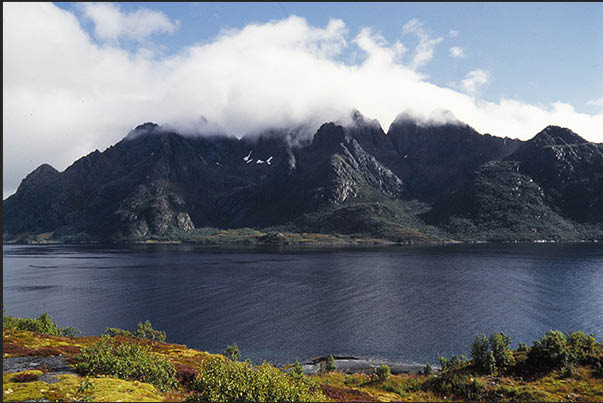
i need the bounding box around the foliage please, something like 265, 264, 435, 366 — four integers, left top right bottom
527, 330, 572, 372
423, 371, 486, 401
471, 334, 494, 374
187, 356, 324, 402
471, 332, 514, 375
439, 354, 468, 372
423, 363, 433, 375
3, 312, 80, 337
136, 320, 167, 343
320, 355, 337, 374
290, 361, 304, 378
373, 364, 391, 382
77, 377, 95, 402
71, 336, 177, 391
103, 320, 167, 342
105, 327, 135, 337
568, 331, 596, 361
223, 343, 241, 361
490, 332, 515, 368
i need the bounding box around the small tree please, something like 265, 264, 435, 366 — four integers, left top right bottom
472, 334, 495, 374
489, 332, 515, 368
224, 344, 241, 361
320, 355, 336, 374
373, 365, 391, 381
136, 320, 166, 343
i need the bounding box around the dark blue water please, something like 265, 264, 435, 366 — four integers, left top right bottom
3, 243, 603, 365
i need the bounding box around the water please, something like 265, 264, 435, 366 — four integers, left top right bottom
3, 243, 603, 365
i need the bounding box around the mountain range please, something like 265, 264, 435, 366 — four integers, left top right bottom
3, 111, 603, 243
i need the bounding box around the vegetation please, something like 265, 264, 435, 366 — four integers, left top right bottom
373, 364, 391, 382
3, 311, 79, 338
71, 336, 178, 391
319, 355, 337, 374
105, 320, 166, 343
3, 311, 603, 402
187, 356, 324, 402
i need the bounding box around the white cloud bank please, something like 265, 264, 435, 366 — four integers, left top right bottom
3, 3, 603, 198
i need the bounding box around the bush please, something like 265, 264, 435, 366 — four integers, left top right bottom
3, 312, 80, 337
424, 372, 486, 401
320, 355, 337, 374
490, 332, 515, 368
290, 361, 304, 378
136, 320, 166, 343
105, 327, 135, 338
373, 365, 391, 381
224, 343, 241, 361
527, 330, 572, 372
188, 356, 324, 402
568, 331, 596, 363
472, 334, 495, 374
71, 336, 177, 391
440, 354, 468, 372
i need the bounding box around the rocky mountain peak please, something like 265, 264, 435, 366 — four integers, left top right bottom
530, 125, 588, 146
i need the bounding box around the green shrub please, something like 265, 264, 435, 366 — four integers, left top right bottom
424, 372, 486, 401
71, 336, 177, 391
440, 354, 468, 372
136, 320, 166, 343
188, 356, 324, 402
290, 361, 304, 378
3, 312, 80, 337
104, 327, 135, 338
224, 343, 241, 361
319, 355, 337, 374
472, 334, 495, 374
373, 364, 391, 381
490, 332, 515, 368
568, 331, 596, 363
527, 330, 572, 372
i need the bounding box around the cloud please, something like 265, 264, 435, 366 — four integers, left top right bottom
3, 3, 603, 198
587, 97, 603, 107
449, 46, 464, 59
80, 2, 178, 42
448, 30, 458, 38
402, 18, 443, 69
461, 70, 490, 94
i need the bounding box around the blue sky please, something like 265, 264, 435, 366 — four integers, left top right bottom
4, 2, 603, 198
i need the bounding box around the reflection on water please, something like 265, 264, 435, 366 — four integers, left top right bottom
3, 243, 603, 365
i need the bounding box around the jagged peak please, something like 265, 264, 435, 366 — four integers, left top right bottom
530, 125, 588, 146
125, 122, 165, 139
389, 109, 467, 132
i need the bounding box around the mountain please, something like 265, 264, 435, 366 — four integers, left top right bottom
3, 113, 603, 243
423, 126, 603, 240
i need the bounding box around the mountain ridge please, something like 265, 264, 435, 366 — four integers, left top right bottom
4, 111, 603, 244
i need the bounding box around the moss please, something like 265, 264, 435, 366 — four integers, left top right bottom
3, 373, 164, 402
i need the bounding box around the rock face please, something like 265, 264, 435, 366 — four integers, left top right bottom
3, 114, 603, 242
